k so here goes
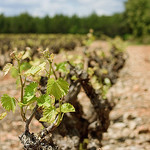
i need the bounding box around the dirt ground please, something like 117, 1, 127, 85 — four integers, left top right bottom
0, 41, 150, 150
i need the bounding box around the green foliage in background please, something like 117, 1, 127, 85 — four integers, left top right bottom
0, 0, 150, 40
124, 0, 150, 37
0, 12, 127, 37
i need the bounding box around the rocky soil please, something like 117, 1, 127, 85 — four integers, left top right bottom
102, 45, 150, 150
0, 42, 150, 150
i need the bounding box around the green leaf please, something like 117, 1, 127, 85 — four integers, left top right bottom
101, 69, 108, 74
23, 82, 38, 104
22, 48, 31, 60
39, 106, 58, 123
71, 75, 78, 81
55, 62, 68, 73
20, 62, 31, 72
18, 102, 27, 107
10, 66, 19, 78
16, 77, 21, 87
87, 67, 94, 76
90, 76, 101, 90
0, 112, 7, 120
0, 94, 16, 112
25, 62, 46, 76
57, 78, 69, 94
37, 94, 55, 107
77, 63, 84, 69
104, 78, 111, 86
47, 78, 69, 99
3, 63, 12, 76
102, 85, 109, 99
61, 103, 75, 113
47, 78, 55, 93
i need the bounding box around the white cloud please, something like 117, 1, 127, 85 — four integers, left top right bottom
77, 0, 93, 4
0, 0, 126, 17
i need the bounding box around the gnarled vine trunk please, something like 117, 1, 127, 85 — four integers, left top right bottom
20, 47, 126, 150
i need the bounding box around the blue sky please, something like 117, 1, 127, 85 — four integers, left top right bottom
0, 0, 127, 17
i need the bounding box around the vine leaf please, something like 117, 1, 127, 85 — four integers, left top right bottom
20, 62, 31, 72
22, 48, 31, 60
0, 94, 16, 112
104, 78, 111, 86
0, 112, 7, 120
39, 106, 58, 123
3, 63, 12, 76
37, 94, 55, 107
25, 62, 46, 76
23, 82, 38, 105
55, 62, 68, 73
10, 66, 19, 78
61, 103, 75, 113
47, 78, 69, 100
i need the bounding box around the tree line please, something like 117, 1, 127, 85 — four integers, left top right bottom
0, 13, 127, 37
0, 0, 150, 38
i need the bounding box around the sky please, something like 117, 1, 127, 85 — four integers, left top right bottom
0, 0, 127, 17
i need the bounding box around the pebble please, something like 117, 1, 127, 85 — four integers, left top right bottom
112, 122, 126, 129
128, 121, 137, 130
123, 113, 136, 121
122, 128, 130, 138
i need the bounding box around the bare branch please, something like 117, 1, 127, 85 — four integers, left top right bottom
25, 104, 38, 133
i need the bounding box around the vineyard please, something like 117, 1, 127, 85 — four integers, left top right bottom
0, 34, 150, 150
0, 34, 85, 69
